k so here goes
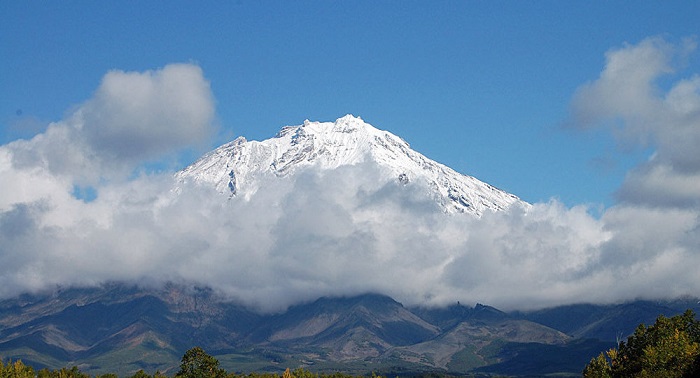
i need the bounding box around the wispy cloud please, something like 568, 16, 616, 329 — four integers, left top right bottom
0, 39, 699, 313
570, 36, 700, 208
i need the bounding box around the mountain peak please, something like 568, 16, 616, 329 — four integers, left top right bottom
273, 115, 396, 154
330, 114, 369, 132
278, 115, 369, 136
177, 116, 525, 216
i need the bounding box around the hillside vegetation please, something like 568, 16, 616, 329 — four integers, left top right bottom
583, 310, 700, 377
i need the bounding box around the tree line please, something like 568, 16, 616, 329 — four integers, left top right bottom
1, 346, 384, 378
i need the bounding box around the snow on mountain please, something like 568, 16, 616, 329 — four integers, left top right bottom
176, 115, 524, 216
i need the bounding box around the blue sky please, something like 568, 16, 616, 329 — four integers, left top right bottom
2, 1, 697, 207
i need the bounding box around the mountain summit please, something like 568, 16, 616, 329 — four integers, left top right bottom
177, 115, 523, 216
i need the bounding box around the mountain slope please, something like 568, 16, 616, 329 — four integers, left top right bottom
516, 298, 700, 341
177, 115, 523, 216
396, 303, 570, 371
0, 284, 262, 374
250, 294, 440, 361
0, 284, 697, 376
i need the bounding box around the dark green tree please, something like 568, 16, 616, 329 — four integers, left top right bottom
176, 346, 227, 378
583, 309, 700, 377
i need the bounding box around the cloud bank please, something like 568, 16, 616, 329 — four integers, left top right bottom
1, 40, 699, 313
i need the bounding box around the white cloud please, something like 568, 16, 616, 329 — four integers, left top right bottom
79, 64, 216, 165
571, 36, 700, 209
617, 161, 700, 208
4, 63, 216, 188
570, 37, 673, 144
0, 45, 699, 313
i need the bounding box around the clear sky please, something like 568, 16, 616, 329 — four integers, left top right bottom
2, 1, 697, 207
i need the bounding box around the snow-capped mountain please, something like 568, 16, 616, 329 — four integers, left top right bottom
177, 115, 524, 216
